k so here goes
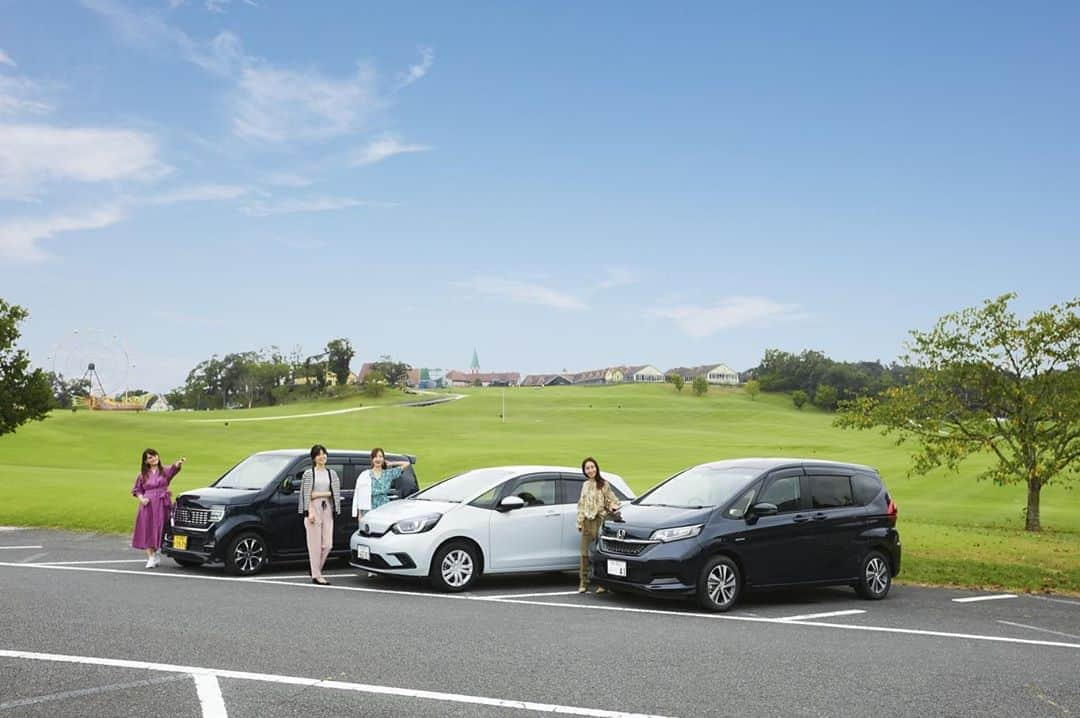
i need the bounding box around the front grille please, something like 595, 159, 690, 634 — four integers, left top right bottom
357, 526, 389, 538
174, 507, 211, 528
600, 537, 653, 556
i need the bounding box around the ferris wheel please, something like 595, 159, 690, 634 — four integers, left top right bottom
48, 329, 135, 400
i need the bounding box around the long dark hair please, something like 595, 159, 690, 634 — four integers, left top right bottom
140, 448, 160, 478
581, 456, 605, 488
370, 447, 386, 468
310, 444, 328, 462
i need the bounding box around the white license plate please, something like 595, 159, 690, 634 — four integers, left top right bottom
607, 559, 627, 577
356, 545, 370, 561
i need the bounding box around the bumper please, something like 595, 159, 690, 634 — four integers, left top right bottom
162, 527, 223, 564
349, 530, 435, 577
588, 538, 703, 597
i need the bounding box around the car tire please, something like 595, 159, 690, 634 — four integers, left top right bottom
697, 555, 741, 612
172, 557, 203, 568
855, 550, 892, 600
429, 540, 480, 592
224, 532, 268, 576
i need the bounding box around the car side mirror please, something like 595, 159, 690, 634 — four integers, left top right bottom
280, 477, 301, 494
498, 496, 526, 512
750, 502, 778, 518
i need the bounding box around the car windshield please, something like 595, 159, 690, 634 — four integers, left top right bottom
214, 454, 296, 490
414, 468, 517, 503
636, 466, 760, 509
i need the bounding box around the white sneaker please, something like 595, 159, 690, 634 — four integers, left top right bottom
152, 554, 161, 568
145, 558, 155, 569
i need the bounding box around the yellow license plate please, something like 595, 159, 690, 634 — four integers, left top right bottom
173, 534, 187, 550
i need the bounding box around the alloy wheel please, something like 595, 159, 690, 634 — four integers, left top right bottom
234, 537, 265, 574
707, 563, 737, 607
441, 549, 473, 588
865, 556, 889, 596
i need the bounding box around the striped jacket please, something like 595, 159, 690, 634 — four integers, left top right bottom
298, 467, 342, 516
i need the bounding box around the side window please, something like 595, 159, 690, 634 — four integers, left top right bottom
726, 484, 758, 518
759, 476, 801, 512
470, 486, 501, 510
507, 476, 556, 507
852, 473, 883, 506
811, 475, 854, 509
562, 478, 584, 505
340, 463, 361, 492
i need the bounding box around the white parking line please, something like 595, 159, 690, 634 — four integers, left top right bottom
0, 649, 675, 718
35, 559, 148, 565
0, 674, 190, 710
2, 561, 1078, 651
1024, 594, 1080, 607
238, 572, 358, 581
193, 673, 229, 718
998, 621, 1080, 641
484, 590, 583, 600
0, 545, 44, 550
777, 609, 866, 622
952, 594, 1018, 603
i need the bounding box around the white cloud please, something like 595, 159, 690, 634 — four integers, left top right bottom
459, 277, 587, 311
263, 172, 313, 187
233, 62, 382, 143
597, 266, 637, 290
352, 133, 430, 166
397, 46, 433, 89
243, 196, 393, 216
0, 75, 52, 116
0, 207, 125, 262
0, 125, 167, 199
0, 49, 15, 67
168, 0, 186, 8
147, 184, 251, 204
205, 0, 227, 12
647, 297, 804, 338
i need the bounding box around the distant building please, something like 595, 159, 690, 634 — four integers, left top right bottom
624, 364, 665, 383
521, 374, 572, 387
570, 368, 606, 385
446, 370, 521, 387
667, 363, 740, 385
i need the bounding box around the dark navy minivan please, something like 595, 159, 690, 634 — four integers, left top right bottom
589, 458, 900, 611
163, 449, 417, 575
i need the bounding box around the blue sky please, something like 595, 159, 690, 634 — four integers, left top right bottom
1, 1, 1077, 392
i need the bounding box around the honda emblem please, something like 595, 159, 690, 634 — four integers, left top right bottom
617, 528, 626, 540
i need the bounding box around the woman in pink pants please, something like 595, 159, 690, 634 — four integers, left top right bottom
131, 448, 185, 568
298, 444, 341, 585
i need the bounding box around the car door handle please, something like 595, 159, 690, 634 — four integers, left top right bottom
812, 512, 828, 521
792, 514, 811, 523
544, 511, 560, 517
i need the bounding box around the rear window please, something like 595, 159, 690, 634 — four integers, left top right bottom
810, 475, 854, 509
852, 473, 883, 505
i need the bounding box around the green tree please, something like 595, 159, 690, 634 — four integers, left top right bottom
669, 374, 685, 392
744, 379, 761, 400
692, 376, 708, 397
325, 338, 355, 386
371, 359, 411, 388
814, 383, 839, 411
0, 299, 53, 436
835, 294, 1080, 532
363, 368, 386, 397
792, 389, 808, 409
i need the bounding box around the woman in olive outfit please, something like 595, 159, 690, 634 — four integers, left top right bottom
576, 456, 622, 593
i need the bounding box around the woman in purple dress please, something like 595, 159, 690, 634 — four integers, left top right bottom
131, 448, 185, 568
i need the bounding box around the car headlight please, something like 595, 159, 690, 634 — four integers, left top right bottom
391, 513, 442, 534
650, 524, 703, 542
209, 505, 226, 523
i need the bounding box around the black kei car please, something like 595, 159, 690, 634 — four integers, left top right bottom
163, 449, 418, 575
590, 458, 900, 612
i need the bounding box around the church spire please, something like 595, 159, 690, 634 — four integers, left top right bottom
470, 348, 480, 373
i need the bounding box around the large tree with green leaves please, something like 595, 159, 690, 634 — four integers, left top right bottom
836, 294, 1080, 531
0, 300, 53, 436
325, 338, 356, 386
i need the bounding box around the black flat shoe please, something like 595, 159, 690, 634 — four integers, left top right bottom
312, 578, 330, 586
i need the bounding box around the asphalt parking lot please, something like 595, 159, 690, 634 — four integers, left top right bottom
1, 528, 1077, 717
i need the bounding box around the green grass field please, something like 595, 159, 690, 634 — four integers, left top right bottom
1, 384, 1076, 593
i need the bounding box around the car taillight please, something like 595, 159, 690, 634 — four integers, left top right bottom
886, 494, 898, 527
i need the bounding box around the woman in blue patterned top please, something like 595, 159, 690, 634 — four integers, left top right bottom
352, 447, 412, 518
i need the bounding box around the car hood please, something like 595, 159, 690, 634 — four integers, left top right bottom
602, 504, 714, 540
178, 487, 259, 507
359, 499, 459, 534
